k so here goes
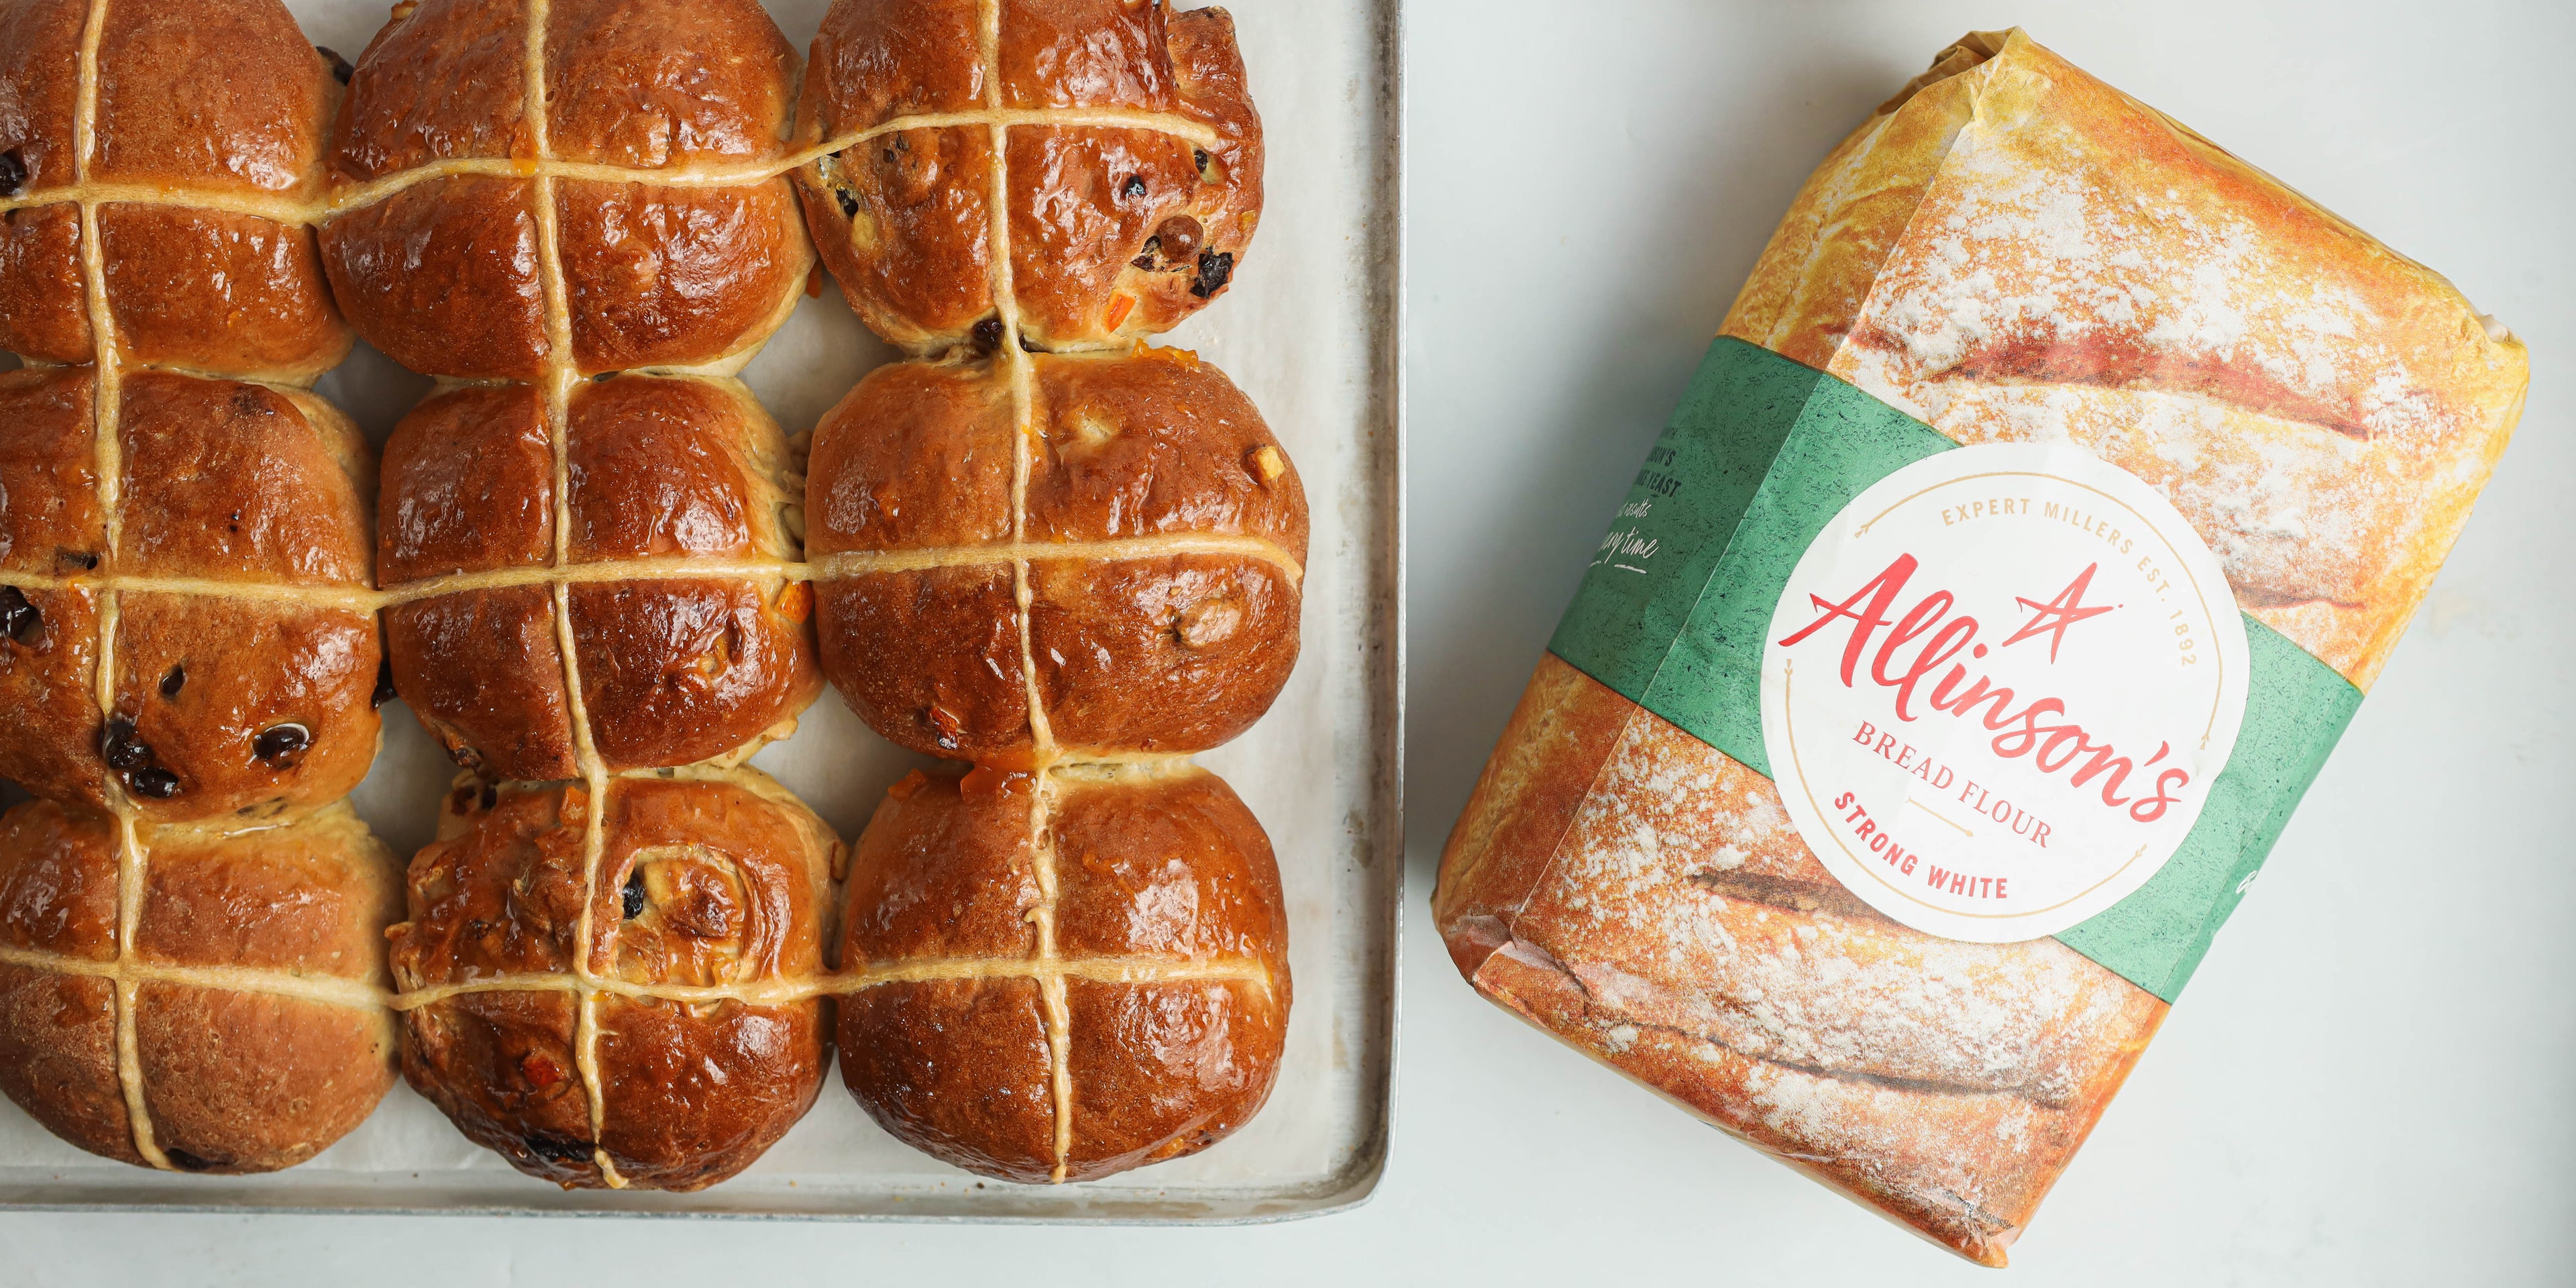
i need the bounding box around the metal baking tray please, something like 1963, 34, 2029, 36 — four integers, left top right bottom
0, 0, 1405, 1223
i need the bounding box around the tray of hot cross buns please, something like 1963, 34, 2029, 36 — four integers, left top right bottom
0, 0, 1400, 1221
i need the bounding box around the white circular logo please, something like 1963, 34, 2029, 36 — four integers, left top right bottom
1758, 443, 2248, 944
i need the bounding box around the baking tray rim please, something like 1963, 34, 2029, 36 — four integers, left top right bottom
0, 0, 1408, 1226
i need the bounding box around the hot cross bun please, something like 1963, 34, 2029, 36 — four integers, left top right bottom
0, 0, 351, 382
806, 345, 1305, 764
320, 0, 812, 380
0, 367, 382, 820
838, 762, 1287, 1183
378, 373, 819, 781
389, 768, 839, 1191
796, 0, 1263, 353
0, 798, 399, 1174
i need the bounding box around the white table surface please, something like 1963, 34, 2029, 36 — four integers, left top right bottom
7, 1, 2571, 1282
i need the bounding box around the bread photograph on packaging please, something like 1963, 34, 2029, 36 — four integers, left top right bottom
1433, 27, 2527, 1268
0, 0, 1389, 1208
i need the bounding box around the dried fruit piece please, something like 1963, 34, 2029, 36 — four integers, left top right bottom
520, 1054, 568, 1091
521, 1134, 590, 1163
1191, 251, 1235, 299
1152, 215, 1203, 262
1247, 444, 1286, 485
926, 702, 966, 750
0, 587, 40, 645
254, 722, 312, 768
102, 718, 152, 771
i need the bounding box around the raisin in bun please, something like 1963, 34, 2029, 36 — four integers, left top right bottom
378, 374, 819, 781
0, 366, 383, 822
839, 761, 1287, 1183
0, 0, 351, 382
0, 798, 400, 1173
320, 0, 811, 380
391, 768, 840, 1191
806, 345, 1304, 763
796, 0, 1263, 353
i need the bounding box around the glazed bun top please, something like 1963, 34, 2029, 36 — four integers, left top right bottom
835, 759, 1290, 1184
802, 346, 1307, 761
806, 0, 1250, 125
844, 761, 1287, 973
0, 368, 382, 823
0, 798, 400, 1175
399, 769, 836, 991
0, 0, 354, 380
330, 0, 798, 183
389, 768, 839, 1191
0, 370, 373, 588
808, 346, 1305, 562
379, 374, 798, 586
0, 0, 337, 199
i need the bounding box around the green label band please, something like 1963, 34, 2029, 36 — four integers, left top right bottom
1550, 337, 2360, 1002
